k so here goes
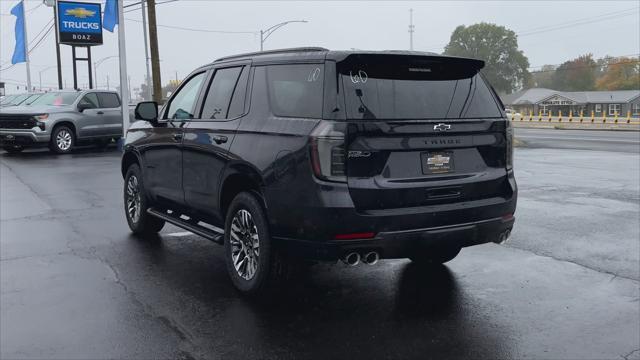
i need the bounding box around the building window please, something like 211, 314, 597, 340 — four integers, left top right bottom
595, 104, 601, 113
633, 103, 640, 115
608, 104, 621, 116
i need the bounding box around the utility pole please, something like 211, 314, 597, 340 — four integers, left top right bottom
147, 0, 162, 103
408, 8, 415, 51
48, 0, 63, 89
106, 75, 109, 90
140, 0, 152, 101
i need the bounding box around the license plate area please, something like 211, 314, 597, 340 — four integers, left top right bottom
421, 151, 454, 174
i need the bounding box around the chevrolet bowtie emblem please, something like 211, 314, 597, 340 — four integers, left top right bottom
433, 123, 452, 132
65, 7, 95, 18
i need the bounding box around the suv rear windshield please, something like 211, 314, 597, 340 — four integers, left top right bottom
338, 55, 502, 120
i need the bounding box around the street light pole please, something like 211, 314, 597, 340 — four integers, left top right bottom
93, 55, 118, 89
38, 66, 57, 91
259, 20, 308, 51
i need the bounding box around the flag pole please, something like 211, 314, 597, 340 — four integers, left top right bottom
21, 1, 32, 91
116, 0, 129, 140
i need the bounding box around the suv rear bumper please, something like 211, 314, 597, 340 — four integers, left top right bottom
274, 215, 514, 260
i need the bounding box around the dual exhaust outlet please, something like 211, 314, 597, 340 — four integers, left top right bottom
342, 251, 379, 266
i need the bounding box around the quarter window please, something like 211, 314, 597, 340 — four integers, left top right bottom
265, 64, 324, 119
78, 93, 99, 109
97, 93, 120, 108
165, 72, 206, 120
200, 67, 243, 120
608, 104, 621, 116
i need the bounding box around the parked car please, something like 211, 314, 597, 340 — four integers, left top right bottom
0, 90, 124, 154
0, 93, 41, 108
122, 48, 517, 294
505, 108, 522, 118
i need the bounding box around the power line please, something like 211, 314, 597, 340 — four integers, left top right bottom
424, 7, 640, 51
0, 23, 54, 72
124, 17, 256, 34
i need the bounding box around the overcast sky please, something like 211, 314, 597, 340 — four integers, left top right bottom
1, 0, 638, 94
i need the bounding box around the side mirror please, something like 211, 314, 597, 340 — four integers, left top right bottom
135, 101, 159, 124
77, 103, 91, 112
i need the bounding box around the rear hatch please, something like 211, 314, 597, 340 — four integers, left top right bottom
337, 54, 512, 211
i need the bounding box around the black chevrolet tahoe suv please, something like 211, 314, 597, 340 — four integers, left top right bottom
122, 48, 517, 294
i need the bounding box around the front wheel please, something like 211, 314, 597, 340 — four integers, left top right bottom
49, 125, 75, 154
224, 192, 289, 295
123, 164, 165, 236
410, 246, 461, 265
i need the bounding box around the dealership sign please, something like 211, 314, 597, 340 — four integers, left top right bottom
540, 95, 577, 106
57, 1, 103, 46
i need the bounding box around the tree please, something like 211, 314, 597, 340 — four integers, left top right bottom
527, 65, 557, 89
595, 57, 640, 90
444, 23, 530, 94
551, 54, 597, 91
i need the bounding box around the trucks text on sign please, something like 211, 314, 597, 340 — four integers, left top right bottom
57, 1, 103, 46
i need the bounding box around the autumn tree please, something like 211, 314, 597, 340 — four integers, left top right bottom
595, 57, 640, 90
551, 54, 597, 91
444, 23, 530, 94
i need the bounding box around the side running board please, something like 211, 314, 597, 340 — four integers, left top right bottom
147, 208, 224, 244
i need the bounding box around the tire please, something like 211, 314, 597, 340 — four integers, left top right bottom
224, 191, 289, 295
2, 145, 24, 154
410, 245, 461, 265
49, 125, 75, 154
123, 164, 165, 236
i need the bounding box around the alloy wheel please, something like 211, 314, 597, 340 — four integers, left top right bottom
229, 209, 260, 280
126, 175, 141, 224
56, 129, 72, 151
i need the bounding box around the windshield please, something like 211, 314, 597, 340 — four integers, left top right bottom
6, 94, 30, 106
29, 92, 80, 106
338, 55, 502, 120
0, 95, 17, 105
23, 94, 43, 105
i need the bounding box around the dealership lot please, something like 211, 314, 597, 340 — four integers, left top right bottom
1, 129, 639, 359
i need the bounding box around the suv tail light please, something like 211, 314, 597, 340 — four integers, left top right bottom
506, 119, 514, 170
310, 121, 346, 182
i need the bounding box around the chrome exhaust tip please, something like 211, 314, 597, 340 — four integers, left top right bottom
342, 252, 361, 266
362, 251, 379, 265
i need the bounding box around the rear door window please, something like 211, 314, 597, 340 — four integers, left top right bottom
79, 93, 99, 109
200, 67, 243, 120
97, 93, 120, 108
264, 64, 324, 118
338, 55, 502, 120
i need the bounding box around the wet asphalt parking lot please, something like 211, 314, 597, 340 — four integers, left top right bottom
1, 128, 639, 359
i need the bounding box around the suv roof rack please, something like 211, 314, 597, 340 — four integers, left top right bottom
214, 47, 329, 62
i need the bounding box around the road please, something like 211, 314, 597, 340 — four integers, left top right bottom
515, 128, 640, 153
1, 129, 639, 359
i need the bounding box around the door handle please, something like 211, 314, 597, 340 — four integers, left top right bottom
212, 135, 228, 144
96, 111, 104, 115
172, 133, 183, 141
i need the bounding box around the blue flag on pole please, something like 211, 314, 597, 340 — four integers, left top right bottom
103, 0, 118, 32
10, 0, 26, 64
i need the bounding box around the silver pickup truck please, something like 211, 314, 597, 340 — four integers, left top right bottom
0, 90, 126, 154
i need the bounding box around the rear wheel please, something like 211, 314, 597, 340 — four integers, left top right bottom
49, 125, 75, 154
124, 164, 165, 236
410, 246, 461, 265
2, 145, 24, 154
224, 192, 289, 295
